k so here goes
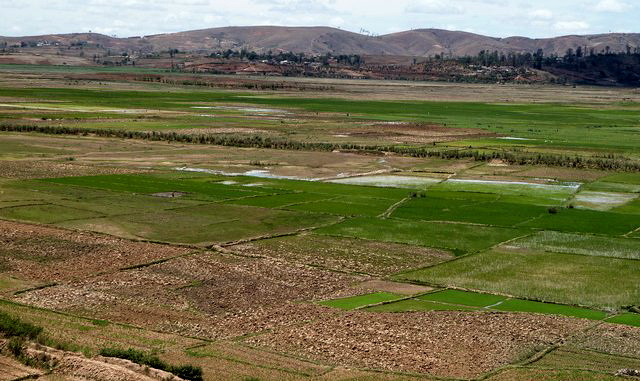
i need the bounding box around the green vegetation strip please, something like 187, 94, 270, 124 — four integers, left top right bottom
395, 249, 640, 308
418, 289, 507, 307
366, 299, 478, 312
605, 313, 640, 327
3, 123, 640, 171
316, 216, 525, 253
492, 299, 607, 320
99, 348, 203, 381
323, 289, 621, 323
319, 292, 403, 310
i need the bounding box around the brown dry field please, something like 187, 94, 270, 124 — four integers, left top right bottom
0, 220, 192, 287
0, 160, 147, 179
15, 250, 364, 339
332, 122, 497, 144
246, 310, 591, 379
229, 234, 453, 276
1, 218, 625, 381
572, 323, 640, 359
0, 352, 42, 380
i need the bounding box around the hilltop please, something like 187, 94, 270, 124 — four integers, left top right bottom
2, 26, 639, 57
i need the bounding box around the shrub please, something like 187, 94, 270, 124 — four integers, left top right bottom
169, 365, 203, 381
99, 347, 203, 381
0, 311, 43, 340
547, 207, 558, 214
7, 337, 25, 357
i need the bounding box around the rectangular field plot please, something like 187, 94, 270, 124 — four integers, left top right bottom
489, 368, 624, 381
599, 173, 640, 185
315, 217, 526, 253
395, 248, 640, 308
285, 196, 396, 217
43, 174, 282, 202
326, 175, 441, 189
365, 298, 478, 312
319, 292, 403, 310
56, 203, 339, 245
229, 234, 453, 276
363, 289, 608, 320
606, 313, 640, 327
0, 204, 104, 224
612, 198, 640, 214
582, 181, 640, 194
532, 347, 640, 374
224, 192, 332, 208
418, 290, 507, 307
572, 191, 637, 211
520, 208, 640, 235
255, 177, 411, 200
50, 194, 202, 216
393, 197, 546, 227
493, 299, 607, 320
430, 178, 579, 205
507, 231, 640, 260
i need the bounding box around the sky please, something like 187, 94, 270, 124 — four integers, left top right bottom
1, 0, 638, 38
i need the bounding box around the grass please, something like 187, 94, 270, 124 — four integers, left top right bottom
393, 197, 547, 227
519, 208, 640, 235
319, 292, 403, 310
58, 203, 339, 245
395, 248, 640, 308
224, 192, 332, 208
44, 174, 281, 202
359, 289, 609, 322
418, 290, 507, 307
606, 313, 640, 327
285, 197, 397, 217
508, 231, 640, 260
365, 298, 478, 312
533, 347, 640, 374
0, 311, 43, 339
316, 217, 526, 253
493, 299, 607, 320
0, 204, 103, 224
2, 87, 640, 154
600, 173, 640, 185
489, 368, 625, 380
430, 180, 578, 206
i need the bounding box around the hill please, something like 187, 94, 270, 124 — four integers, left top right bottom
2, 26, 639, 57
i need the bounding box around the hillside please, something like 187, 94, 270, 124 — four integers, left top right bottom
2, 26, 639, 57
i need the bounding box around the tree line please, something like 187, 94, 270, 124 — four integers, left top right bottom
2, 123, 639, 172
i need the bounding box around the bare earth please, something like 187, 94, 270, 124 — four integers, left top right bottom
0, 220, 192, 284
246, 310, 591, 379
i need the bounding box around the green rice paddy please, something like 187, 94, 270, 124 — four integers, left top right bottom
319, 292, 403, 310
322, 289, 613, 323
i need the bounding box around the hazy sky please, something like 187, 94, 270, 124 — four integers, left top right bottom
2, 0, 638, 38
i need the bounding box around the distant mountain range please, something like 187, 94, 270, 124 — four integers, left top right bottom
3, 26, 640, 57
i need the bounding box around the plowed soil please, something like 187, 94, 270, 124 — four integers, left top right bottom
246, 310, 591, 379
16, 252, 365, 338
0, 220, 191, 283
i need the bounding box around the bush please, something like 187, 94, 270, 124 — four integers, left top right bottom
169, 365, 203, 381
0, 311, 43, 340
547, 207, 558, 214
7, 337, 25, 357
99, 347, 203, 381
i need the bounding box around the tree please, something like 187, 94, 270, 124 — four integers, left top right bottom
533, 49, 544, 69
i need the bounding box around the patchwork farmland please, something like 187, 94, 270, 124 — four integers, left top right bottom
0, 63, 640, 380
